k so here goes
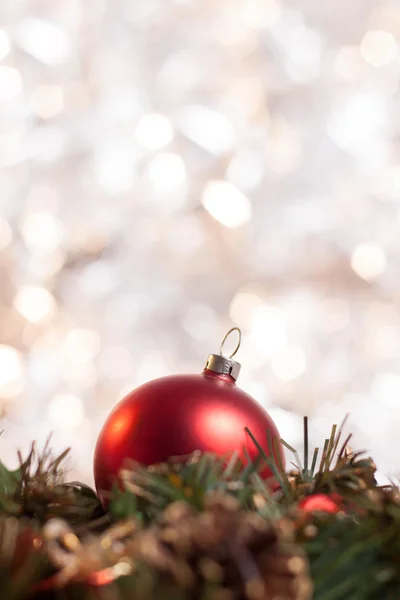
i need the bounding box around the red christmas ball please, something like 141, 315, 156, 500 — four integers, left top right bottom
94, 329, 285, 504
298, 494, 343, 515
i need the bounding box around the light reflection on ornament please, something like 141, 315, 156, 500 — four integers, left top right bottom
103, 407, 137, 442
198, 407, 246, 449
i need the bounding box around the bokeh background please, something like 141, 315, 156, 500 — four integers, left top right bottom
0, 0, 400, 484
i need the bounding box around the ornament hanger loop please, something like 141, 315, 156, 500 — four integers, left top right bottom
220, 327, 242, 359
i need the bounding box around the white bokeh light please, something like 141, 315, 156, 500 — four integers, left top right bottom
0, 30, 10, 61
226, 152, 264, 192
0, 346, 24, 398
15, 19, 72, 65
21, 212, 63, 255
62, 329, 101, 364
248, 305, 288, 362
271, 346, 307, 381
372, 373, 400, 409
95, 145, 137, 195
229, 291, 265, 329
48, 393, 85, 430
136, 113, 173, 150
0, 67, 22, 102
147, 153, 186, 193
202, 181, 252, 228
30, 85, 64, 119
334, 46, 364, 81
14, 285, 56, 324
360, 30, 398, 68
0, 219, 12, 250
179, 105, 236, 154
327, 92, 386, 157
351, 244, 387, 280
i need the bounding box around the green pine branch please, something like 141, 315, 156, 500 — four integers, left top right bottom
0, 421, 398, 600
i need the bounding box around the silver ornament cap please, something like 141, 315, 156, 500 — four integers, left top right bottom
204, 327, 242, 381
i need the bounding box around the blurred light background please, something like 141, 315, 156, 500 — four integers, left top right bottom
0, 0, 400, 484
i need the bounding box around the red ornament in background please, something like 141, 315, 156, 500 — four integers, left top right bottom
94, 328, 285, 504
298, 494, 343, 515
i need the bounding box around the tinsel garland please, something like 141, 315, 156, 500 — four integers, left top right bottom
0, 419, 399, 600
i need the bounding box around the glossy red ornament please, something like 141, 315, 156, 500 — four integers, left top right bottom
298, 493, 343, 515
94, 328, 285, 504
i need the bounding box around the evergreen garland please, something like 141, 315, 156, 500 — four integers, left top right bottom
0, 419, 398, 600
